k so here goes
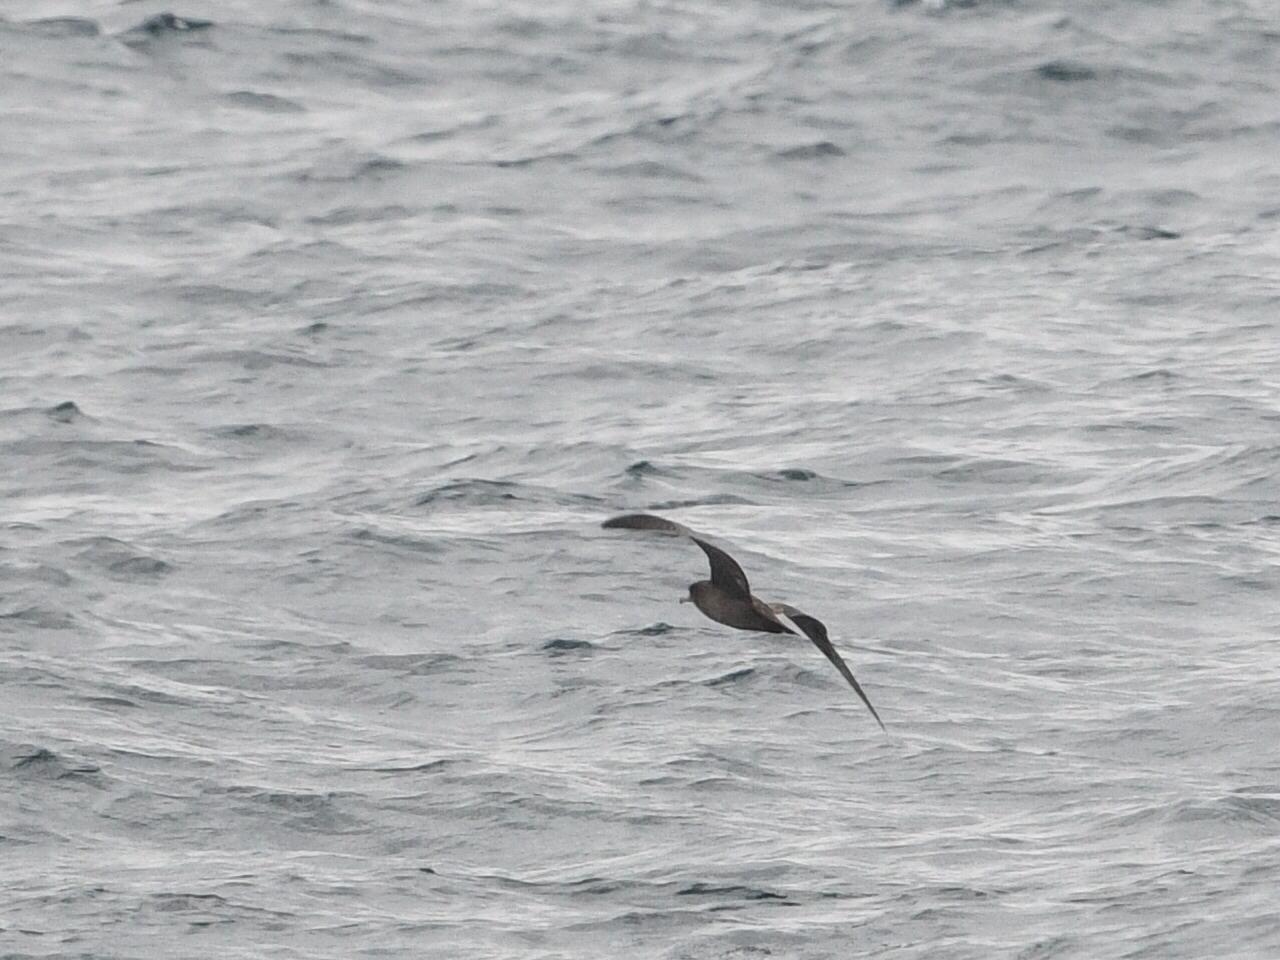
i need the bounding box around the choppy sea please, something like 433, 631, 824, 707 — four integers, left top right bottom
4, 0, 1280, 957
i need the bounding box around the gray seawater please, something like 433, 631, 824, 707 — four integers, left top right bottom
4, 0, 1280, 957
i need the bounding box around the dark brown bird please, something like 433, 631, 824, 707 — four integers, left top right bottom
602, 513, 884, 730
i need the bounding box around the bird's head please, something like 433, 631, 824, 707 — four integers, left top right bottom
681, 581, 712, 607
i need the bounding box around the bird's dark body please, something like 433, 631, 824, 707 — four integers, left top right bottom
688, 581, 791, 634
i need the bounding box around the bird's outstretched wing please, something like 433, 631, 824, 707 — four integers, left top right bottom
602, 513, 752, 601
773, 603, 885, 731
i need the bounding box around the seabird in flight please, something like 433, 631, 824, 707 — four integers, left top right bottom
602, 513, 884, 730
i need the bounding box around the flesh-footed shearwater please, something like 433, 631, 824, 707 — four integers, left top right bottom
602, 513, 884, 730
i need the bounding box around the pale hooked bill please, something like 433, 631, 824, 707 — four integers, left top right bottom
602, 513, 884, 730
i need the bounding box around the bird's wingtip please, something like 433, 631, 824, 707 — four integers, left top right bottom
602, 513, 684, 534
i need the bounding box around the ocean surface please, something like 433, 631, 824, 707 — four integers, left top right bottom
4, 0, 1280, 957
